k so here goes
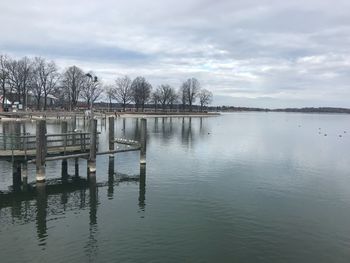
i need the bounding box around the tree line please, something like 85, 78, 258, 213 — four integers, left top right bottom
0, 54, 213, 111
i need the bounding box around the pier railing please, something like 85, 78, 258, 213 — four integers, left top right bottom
0, 132, 97, 153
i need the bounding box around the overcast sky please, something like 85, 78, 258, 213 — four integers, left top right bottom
1, 0, 350, 108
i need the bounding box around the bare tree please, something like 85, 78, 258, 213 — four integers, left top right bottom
80, 72, 103, 108
113, 76, 132, 112
31, 59, 44, 109
0, 55, 10, 110
182, 78, 200, 112
6, 56, 33, 108
131, 76, 152, 112
43, 61, 59, 110
157, 84, 173, 110
31, 57, 59, 110
168, 87, 178, 110
198, 89, 213, 111
179, 85, 187, 111
151, 89, 161, 111
61, 66, 85, 110
105, 85, 114, 111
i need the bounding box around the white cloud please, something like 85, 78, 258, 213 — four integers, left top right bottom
1, 0, 350, 107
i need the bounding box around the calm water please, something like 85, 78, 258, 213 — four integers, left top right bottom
1, 112, 350, 263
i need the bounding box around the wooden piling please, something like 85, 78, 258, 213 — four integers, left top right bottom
61, 120, 68, 154
108, 117, 115, 156
88, 119, 97, 174
72, 114, 77, 144
36, 120, 47, 182
140, 118, 147, 164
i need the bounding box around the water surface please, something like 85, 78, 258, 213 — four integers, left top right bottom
1, 112, 350, 263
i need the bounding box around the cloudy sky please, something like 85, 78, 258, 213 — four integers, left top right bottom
1, 0, 350, 108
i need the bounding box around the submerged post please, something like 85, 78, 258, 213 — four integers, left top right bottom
36, 120, 47, 182
88, 118, 97, 175
108, 116, 114, 156
140, 118, 147, 164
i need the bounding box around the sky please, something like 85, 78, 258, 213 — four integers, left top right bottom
1, 0, 350, 108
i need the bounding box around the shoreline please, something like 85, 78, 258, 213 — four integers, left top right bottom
0, 111, 220, 121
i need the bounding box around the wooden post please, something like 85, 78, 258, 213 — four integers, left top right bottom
36, 120, 47, 182
72, 114, 77, 145
61, 120, 67, 155
140, 118, 147, 164
108, 116, 114, 156
88, 119, 97, 174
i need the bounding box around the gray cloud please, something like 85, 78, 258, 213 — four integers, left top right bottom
1, 0, 350, 107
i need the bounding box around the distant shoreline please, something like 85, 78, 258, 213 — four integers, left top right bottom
219, 107, 350, 114
119, 112, 220, 118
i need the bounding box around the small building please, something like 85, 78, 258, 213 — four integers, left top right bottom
0, 95, 12, 112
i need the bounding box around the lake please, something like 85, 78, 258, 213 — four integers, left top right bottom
1, 112, 350, 263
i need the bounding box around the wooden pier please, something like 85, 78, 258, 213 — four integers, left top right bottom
0, 117, 147, 185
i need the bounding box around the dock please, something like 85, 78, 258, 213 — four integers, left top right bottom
0, 116, 147, 186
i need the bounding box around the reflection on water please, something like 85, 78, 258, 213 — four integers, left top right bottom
8, 114, 350, 262
0, 152, 147, 257
138, 165, 146, 216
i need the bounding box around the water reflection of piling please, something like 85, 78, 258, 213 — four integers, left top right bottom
12, 160, 21, 192
181, 117, 193, 146
61, 159, 68, 183
21, 161, 28, 190
122, 118, 126, 137
108, 157, 114, 199
88, 174, 97, 225
138, 164, 146, 211
74, 158, 79, 177
36, 182, 47, 247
